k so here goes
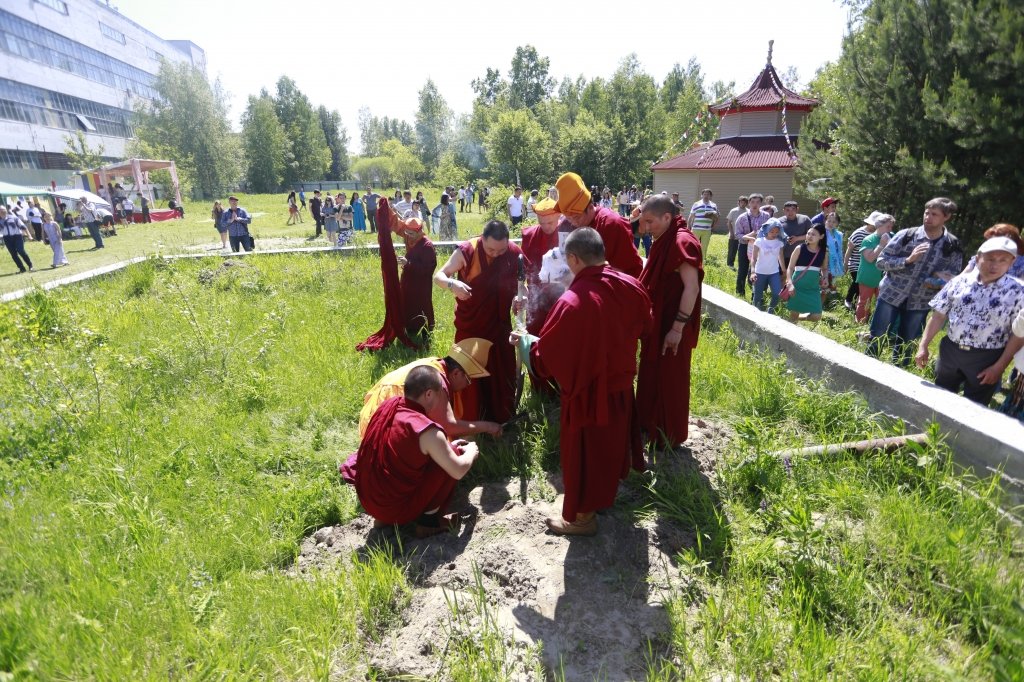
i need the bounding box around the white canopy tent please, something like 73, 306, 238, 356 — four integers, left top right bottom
89, 158, 182, 206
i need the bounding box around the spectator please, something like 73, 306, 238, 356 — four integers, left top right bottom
433, 193, 457, 241
220, 195, 253, 253
1000, 307, 1024, 422
868, 197, 963, 365
364, 187, 380, 232
286, 191, 301, 225
41, 211, 68, 268
121, 195, 135, 225
298, 186, 306, 211
0, 205, 33, 272
527, 189, 540, 219
26, 199, 43, 241
749, 218, 788, 314
824, 212, 845, 293
843, 212, 875, 311
138, 193, 151, 223
508, 187, 525, 227
617, 187, 629, 217
785, 222, 828, 323
457, 186, 466, 213
686, 189, 718, 257
465, 185, 475, 211
733, 193, 770, 297
811, 197, 839, 226
962, 224, 1024, 280
310, 190, 324, 237
763, 195, 777, 217
726, 195, 748, 269
323, 196, 339, 244
855, 213, 895, 324
916, 236, 1024, 405
478, 185, 487, 213
76, 197, 104, 249
394, 190, 413, 217
415, 191, 431, 232
780, 200, 813, 264
339, 199, 354, 246
212, 200, 227, 250
351, 192, 366, 231
168, 197, 184, 219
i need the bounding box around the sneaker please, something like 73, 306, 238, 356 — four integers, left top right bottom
28, 267, 35, 272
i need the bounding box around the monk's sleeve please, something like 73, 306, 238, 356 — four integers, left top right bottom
531, 293, 601, 402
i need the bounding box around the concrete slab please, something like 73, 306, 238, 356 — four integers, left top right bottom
701, 285, 1024, 502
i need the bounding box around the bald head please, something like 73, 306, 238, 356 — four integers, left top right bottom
404, 365, 444, 401
564, 227, 605, 266
640, 194, 678, 218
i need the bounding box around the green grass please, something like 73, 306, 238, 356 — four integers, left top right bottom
1, 252, 1020, 680
0, 190, 495, 295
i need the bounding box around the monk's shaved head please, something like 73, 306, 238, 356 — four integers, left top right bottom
482, 220, 510, 241
564, 227, 605, 266
404, 365, 444, 400
641, 194, 678, 218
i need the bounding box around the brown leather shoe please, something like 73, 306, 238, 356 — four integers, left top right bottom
545, 513, 597, 536
415, 512, 460, 539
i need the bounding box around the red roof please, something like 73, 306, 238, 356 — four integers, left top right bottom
651, 136, 800, 171
709, 63, 818, 115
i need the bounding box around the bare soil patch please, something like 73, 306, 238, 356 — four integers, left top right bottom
295, 416, 729, 680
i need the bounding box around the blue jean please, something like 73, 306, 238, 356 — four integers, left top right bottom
867, 299, 930, 366
752, 271, 782, 313
633, 233, 652, 258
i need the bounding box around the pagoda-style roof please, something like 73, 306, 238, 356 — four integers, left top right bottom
651, 136, 800, 171
709, 42, 819, 115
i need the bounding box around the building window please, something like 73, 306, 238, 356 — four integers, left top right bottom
33, 0, 68, 15
146, 47, 162, 60
99, 22, 125, 45
0, 78, 135, 139
0, 10, 158, 100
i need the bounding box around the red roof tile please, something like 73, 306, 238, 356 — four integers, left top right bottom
709, 64, 818, 114
651, 137, 800, 171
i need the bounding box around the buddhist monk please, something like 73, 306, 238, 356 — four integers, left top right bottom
636, 194, 704, 449
434, 220, 523, 422
515, 228, 652, 535
354, 365, 480, 538
552, 172, 643, 278
356, 338, 501, 439
398, 214, 436, 340
519, 197, 566, 335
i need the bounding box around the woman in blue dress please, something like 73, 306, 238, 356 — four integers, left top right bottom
351, 192, 366, 231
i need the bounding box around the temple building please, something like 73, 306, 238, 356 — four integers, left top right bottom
652, 42, 819, 211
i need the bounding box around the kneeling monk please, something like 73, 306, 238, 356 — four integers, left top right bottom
355, 365, 480, 537
518, 228, 652, 535
357, 338, 501, 439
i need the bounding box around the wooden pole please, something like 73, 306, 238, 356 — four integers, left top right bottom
771, 433, 930, 459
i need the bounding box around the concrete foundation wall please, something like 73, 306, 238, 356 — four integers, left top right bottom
701, 285, 1024, 503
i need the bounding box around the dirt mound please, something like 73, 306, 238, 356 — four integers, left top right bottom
294, 417, 728, 680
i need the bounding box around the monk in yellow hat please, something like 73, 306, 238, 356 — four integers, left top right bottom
552, 172, 642, 277
340, 338, 501, 484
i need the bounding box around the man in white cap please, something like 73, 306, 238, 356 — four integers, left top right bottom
916, 236, 1024, 405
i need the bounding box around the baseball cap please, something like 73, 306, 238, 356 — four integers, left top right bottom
820, 197, 840, 209
977, 236, 1019, 256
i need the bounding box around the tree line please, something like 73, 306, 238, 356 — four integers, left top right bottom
123, 0, 1022, 249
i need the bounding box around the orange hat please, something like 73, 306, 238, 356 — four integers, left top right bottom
552, 172, 591, 215
533, 197, 558, 216
448, 338, 491, 378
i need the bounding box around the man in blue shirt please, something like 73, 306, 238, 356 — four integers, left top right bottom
1, 205, 33, 273
220, 196, 253, 252
811, 197, 839, 226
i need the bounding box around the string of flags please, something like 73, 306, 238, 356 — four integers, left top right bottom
765, 67, 800, 165
656, 109, 713, 164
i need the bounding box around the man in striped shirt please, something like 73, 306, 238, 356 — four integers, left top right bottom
687, 188, 719, 257
733, 193, 770, 297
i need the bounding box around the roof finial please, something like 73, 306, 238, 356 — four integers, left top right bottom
767, 40, 774, 65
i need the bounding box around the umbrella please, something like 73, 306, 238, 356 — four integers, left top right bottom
49, 189, 111, 209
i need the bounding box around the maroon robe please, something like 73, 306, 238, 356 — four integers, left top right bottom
520, 224, 564, 335
357, 199, 419, 351
401, 235, 437, 337
454, 237, 523, 422
636, 216, 704, 445
558, 207, 643, 278
531, 264, 652, 521
354, 396, 457, 524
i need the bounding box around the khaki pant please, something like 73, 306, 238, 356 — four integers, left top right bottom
693, 228, 712, 257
